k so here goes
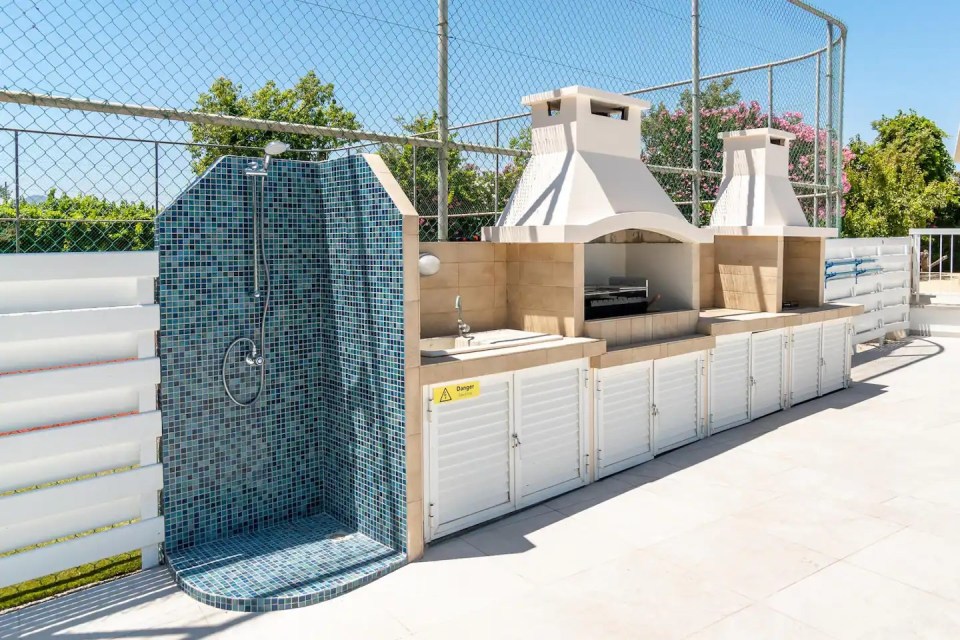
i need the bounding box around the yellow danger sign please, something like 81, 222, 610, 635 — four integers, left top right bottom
432, 381, 480, 404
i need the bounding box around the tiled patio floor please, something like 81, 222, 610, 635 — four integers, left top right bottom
4, 337, 960, 639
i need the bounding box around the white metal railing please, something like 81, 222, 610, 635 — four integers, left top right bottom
824, 237, 910, 344
0, 251, 162, 590
909, 228, 960, 300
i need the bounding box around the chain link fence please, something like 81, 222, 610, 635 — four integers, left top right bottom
0, 0, 845, 252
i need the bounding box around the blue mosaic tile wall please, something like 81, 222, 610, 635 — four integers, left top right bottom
317, 159, 406, 550
157, 155, 406, 554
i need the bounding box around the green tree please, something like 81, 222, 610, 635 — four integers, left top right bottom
679, 76, 741, 112
844, 112, 960, 237
189, 71, 361, 174
872, 111, 956, 183
0, 189, 154, 253
379, 113, 469, 214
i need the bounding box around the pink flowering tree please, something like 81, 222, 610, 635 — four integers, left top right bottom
642, 100, 850, 225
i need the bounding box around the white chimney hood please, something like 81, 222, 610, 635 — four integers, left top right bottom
482, 86, 710, 244
709, 128, 836, 238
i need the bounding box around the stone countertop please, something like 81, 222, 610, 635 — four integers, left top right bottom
419, 336, 605, 385
419, 304, 863, 383
697, 303, 864, 336
591, 334, 716, 369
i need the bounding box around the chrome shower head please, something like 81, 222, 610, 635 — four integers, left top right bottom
265, 140, 290, 156
262, 140, 290, 170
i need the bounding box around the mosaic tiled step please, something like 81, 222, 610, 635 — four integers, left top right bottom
165, 514, 406, 612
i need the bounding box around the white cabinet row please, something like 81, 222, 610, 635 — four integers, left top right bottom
422, 319, 852, 540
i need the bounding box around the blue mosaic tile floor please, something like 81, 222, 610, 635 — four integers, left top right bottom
165, 513, 406, 612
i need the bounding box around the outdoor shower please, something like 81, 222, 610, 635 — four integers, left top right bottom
221, 141, 290, 406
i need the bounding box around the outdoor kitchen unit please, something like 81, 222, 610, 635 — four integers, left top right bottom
412, 86, 862, 559
479, 85, 711, 335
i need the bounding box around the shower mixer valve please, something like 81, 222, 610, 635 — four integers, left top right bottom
244, 346, 264, 367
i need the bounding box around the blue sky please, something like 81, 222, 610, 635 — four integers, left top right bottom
816, 0, 960, 152
1, 0, 956, 205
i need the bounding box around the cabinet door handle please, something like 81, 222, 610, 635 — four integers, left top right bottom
512, 433, 522, 447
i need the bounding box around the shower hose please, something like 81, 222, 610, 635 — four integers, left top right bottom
222, 173, 270, 407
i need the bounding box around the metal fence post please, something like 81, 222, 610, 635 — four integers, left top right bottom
411, 144, 417, 214
436, 0, 449, 241
690, 0, 701, 227
825, 23, 834, 229
767, 65, 774, 127
494, 120, 500, 214
154, 142, 160, 216
14, 131, 20, 253
835, 30, 845, 232
813, 52, 821, 222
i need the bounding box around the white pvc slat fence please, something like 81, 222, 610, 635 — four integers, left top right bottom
824, 237, 910, 344
0, 252, 162, 590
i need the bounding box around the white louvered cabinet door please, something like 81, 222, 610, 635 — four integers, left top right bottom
708, 334, 751, 434
427, 374, 513, 539
514, 360, 587, 506
750, 329, 786, 419
595, 361, 653, 478
789, 324, 822, 406
652, 352, 703, 454
820, 319, 849, 395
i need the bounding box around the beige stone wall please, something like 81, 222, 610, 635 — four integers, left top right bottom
714, 235, 783, 312
401, 217, 424, 561
699, 243, 715, 309
418, 242, 508, 338
583, 309, 699, 347
782, 237, 825, 308
506, 243, 584, 337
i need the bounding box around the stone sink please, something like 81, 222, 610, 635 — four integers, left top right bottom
420, 329, 563, 358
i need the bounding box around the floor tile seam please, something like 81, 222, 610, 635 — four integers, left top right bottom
676, 449, 806, 481
877, 494, 960, 527
744, 599, 846, 640
721, 558, 841, 603
732, 491, 910, 531
842, 533, 960, 607
676, 602, 789, 640
636, 481, 789, 525
765, 557, 960, 623
683, 600, 842, 640
752, 555, 843, 607
727, 505, 908, 566
557, 493, 735, 550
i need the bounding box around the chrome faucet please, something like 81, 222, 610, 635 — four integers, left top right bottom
455, 295, 471, 337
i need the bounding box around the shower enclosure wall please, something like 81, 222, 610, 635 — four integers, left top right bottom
156, 154, 408, 611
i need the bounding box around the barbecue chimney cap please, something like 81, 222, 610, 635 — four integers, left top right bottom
520, 85, 651, 111
718, 127, 796, 145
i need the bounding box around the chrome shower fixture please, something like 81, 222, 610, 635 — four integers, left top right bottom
263, 140, 290, 170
